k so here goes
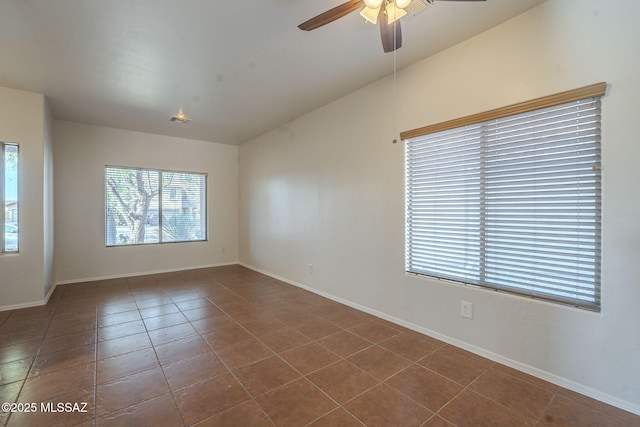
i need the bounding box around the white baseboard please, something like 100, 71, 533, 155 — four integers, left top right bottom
54, 262, 239, 285
0, 280, 58, 312
239, 262, 640, 417
1, 262, 238, 312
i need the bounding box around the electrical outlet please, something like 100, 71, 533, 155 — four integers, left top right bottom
461, 301, 473, 319
221, 247, 225, 254
308, 264, 314, 273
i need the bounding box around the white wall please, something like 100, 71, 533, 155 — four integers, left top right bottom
54, 121, 238, 283
43, 101, 55, 297
0, 87, 51, 309
239, 0, 640, 413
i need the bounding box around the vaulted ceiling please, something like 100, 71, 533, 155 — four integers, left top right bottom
0, 0, 546, 145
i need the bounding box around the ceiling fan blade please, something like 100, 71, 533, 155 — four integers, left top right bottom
380, 8, 402, 53
298, 0, 364, 31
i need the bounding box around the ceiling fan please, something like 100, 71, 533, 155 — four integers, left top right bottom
298, 0, 486, 53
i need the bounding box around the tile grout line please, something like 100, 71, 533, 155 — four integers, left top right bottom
429, 358, 496, 425
199, 284, 381, 426
534, 386, 561, 427
92, 284, 99, 427
4, 284, 62, 427
133, 277, 189, 427
169, 287, 277, 426
95, 283, 431, 421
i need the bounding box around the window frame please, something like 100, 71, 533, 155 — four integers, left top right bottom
402, 83, 606, 311
104, 165, 208, 247
1, 142, 19, 255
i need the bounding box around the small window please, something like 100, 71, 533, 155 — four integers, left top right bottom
105, 166, 207, 246
403, 84, 604, 311
1, 143, 19, 254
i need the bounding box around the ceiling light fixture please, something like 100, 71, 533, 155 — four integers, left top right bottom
360, 6, 380, 24
385, 2, 408, 25
299, 0, 486, 53
363, 0, 384, 7
360, 1, 410, 27
170, 108, 191, 123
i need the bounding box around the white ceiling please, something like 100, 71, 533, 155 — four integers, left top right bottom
0, 0, 546, 145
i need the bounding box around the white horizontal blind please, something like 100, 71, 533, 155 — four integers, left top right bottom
405, 97, 602, 310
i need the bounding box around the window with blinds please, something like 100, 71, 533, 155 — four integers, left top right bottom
403, 84, 604, 310
1, 142, 19, 254
105, 166, 207, 246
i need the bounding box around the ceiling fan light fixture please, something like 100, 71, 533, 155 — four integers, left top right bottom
297, 0, 486, 53
385, 3, 407, 24
363, 0, 384, 8
360, 6, 380, 24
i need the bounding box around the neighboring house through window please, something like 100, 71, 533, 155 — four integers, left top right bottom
1, 142, 19, 254
105, 166, 207, 246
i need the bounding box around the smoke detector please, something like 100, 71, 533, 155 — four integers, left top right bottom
170, 109, 191, 123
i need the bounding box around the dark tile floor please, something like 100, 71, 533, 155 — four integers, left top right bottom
1, 265, 638, 426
